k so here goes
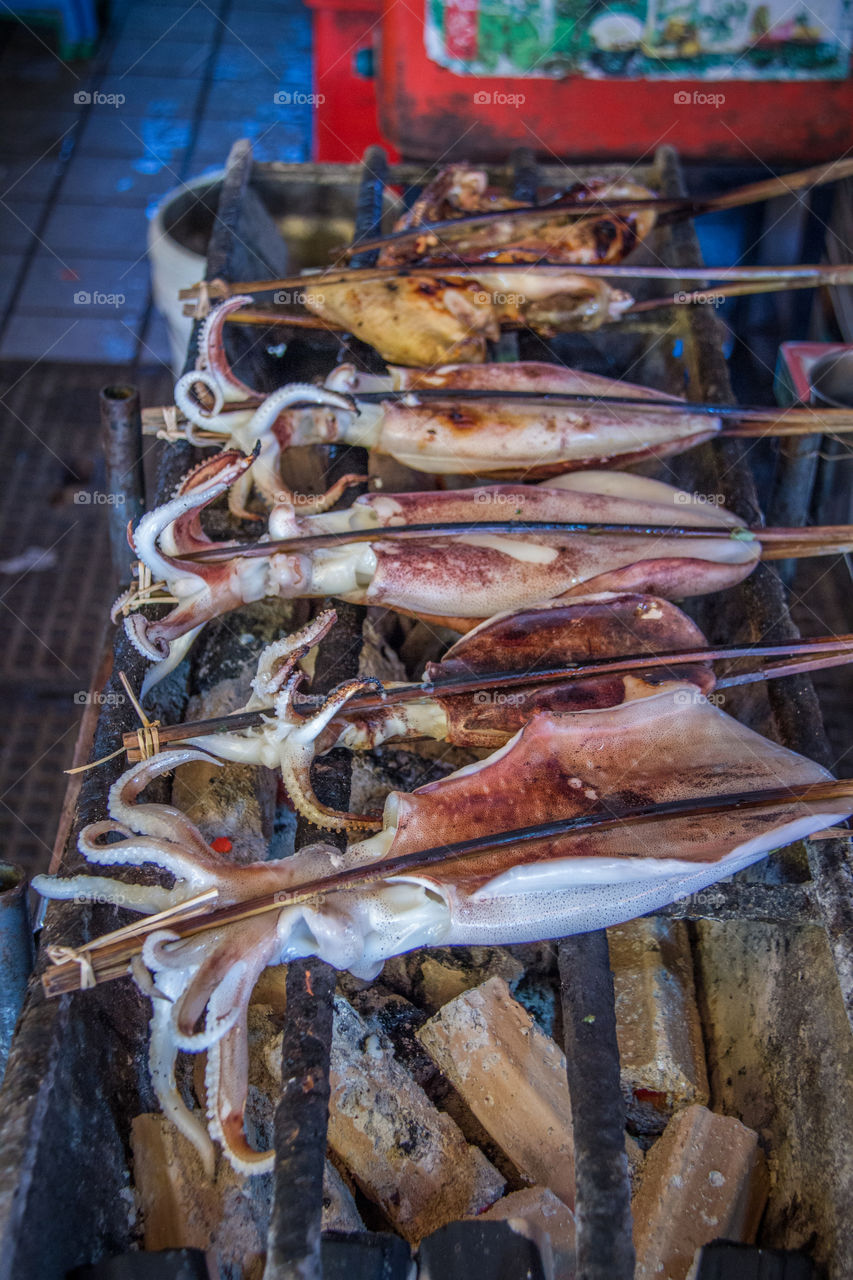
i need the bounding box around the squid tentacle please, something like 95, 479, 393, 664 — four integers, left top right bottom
143, 929, 217, 1178
224, 383, 358, 516
273, 674, 385, 831
248, 610, 337, 705
195, 295, 257, 398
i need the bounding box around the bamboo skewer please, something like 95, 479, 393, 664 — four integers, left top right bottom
119, 635, 853, 762
41, 777, 853, 998
332, 158, 853, 258
179, 261, 853, 300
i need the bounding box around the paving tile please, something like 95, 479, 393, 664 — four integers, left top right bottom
0, 199, 46, 252
41, 201, 151, 257
198, 73, 288, 117
108, 35, 212, 78
112, 1, 221, 42
0, 313, 141, 361
218, 11, 310, 49
191, 116, 309, 164
212, 41, 288, 79
96, 73, 202, 115
15, 248, 150, 316
0, 110, 80, 156
78, 111, 193, 163
0, 154, 64, 202
57, 154, 181, 206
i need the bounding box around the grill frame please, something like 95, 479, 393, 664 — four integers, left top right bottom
0, 141, 850, 1279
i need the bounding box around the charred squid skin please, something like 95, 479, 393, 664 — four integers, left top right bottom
428, 591, 716, 746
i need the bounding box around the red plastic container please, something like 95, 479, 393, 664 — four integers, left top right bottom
376, 0, 853, 163
306, 0, 399, 163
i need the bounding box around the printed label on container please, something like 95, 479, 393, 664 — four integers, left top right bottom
425, 0, 852, 79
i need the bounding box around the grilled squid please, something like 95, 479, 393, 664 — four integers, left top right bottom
376, 166, 658, 268
174, 348, 720, 509
35, 685, 851, 1176
304, 270, 634, 366
118, 449, 760, 689
178, 596, 714, 830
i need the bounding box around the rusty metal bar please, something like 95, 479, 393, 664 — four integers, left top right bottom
265, 147, 388, 1280
99, 384, 146, 583
558, 934, 635, 1280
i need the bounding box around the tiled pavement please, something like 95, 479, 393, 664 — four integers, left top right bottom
0, 0, 314, 365
0, 0, 314, 872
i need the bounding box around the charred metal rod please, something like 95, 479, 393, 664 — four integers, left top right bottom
100, 384, 146, 583
41, 779, 853, 997
171, 520, 853, 566
120, 634, 853, 759
558, 931, 635, 1280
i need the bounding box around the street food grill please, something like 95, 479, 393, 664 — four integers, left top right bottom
2, 145, 852, 1280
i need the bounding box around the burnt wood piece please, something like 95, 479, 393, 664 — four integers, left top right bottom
68, 1248, 215, 1278
695, 1240, 814, 1280
558, 934, 635, 1280
320, 1232, 411, 1280
417, 1220, 546, 1280
266, 148, 388, 1280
